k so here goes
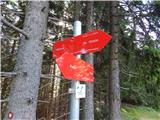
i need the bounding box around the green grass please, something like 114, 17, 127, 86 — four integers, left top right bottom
121, 105, 160, 120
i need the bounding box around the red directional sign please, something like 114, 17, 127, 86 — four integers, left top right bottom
56, 52, 94, 82
52, 29, 112, 59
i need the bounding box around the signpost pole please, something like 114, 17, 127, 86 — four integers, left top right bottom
69, 21, 81, 120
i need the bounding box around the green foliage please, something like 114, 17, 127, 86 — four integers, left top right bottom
121, 45, 160, 109
142, 47, 160, 108
119, 0, 160, 109
121, 105, 160, 120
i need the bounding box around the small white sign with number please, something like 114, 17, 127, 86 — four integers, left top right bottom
76, 84, 86, 98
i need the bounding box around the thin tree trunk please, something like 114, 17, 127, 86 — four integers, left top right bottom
83, 1, 94, 120
109, 1, 121, 120
48, 64, 55, 120
4, 1, 49, 120
74, 1, 81, 21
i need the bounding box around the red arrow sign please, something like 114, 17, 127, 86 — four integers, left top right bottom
56, 52, 94, 82
52, 29, 112, 59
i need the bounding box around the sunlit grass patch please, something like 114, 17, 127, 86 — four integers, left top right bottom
121, 105, 160, 120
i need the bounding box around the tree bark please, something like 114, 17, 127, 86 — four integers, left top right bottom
109, 1, 121, 120
4, 1, 49, 120
83, 1, 94, 120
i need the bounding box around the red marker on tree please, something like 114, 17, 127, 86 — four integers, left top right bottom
8, 112, 13, 119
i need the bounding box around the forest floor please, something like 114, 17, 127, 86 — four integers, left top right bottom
121, 104, 160, 120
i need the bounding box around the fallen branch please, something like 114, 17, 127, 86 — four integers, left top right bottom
1, 17, 29, 39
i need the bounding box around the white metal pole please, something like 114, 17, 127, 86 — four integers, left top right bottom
69, 21, 81, 120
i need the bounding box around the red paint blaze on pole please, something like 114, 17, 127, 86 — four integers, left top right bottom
56, 52, 94, 82
52, 29, 112, 59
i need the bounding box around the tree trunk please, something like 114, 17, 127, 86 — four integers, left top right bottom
4, 1, 49, 120
83, 1, 94, 120
74, 1, 81, 21
109, 1, 121, 120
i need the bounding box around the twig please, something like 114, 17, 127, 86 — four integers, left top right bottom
0, 72, 27, 78
1, 17, 29, 39
0, 98, 49, 103
0, 72, 65, 80
120, 70, 138, 78
120, 87, 130, 90
52, 108, 83, 120
38, 100, 49, 104
41, 74, 65, 80
0, 98, 8, 102
1, 51, 17, 60
0, 72, 17, 77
